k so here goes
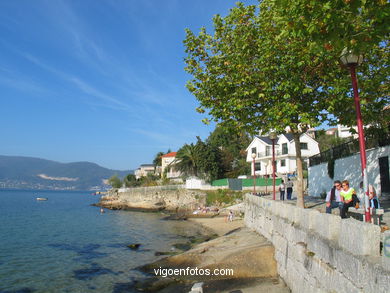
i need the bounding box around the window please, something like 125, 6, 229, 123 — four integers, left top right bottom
282, 143, 288, 154
251, 147, 256, 154
266, 146, 271, 156
300, 143, 308, 150
281, 159, 286, 167
255, 162, 261, 171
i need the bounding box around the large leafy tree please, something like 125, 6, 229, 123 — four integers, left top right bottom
207, 126, 251, 177
183, 1, 389, 207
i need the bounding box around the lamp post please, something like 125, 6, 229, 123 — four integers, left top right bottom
251, 153, 257, 195
265, 162, 268, 194
340, 48, 371, 222
269, 131, 278, 200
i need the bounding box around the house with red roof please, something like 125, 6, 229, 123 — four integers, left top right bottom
161, 152, 181, 179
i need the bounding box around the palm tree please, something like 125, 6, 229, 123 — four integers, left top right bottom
174, 143, 199, 177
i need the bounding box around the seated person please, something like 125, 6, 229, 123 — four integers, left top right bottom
325, 180, 343, 214
340, 180, 360, 219
368, 184, 380, 209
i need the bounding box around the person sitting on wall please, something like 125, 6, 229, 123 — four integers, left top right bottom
340, 180, 360, 219
368, 184, 381, 209
325, 180, 343, 214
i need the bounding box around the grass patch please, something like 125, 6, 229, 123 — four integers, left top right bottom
205, 189, 244, 206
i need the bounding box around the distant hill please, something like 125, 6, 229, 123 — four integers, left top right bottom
0, 155, 133, 190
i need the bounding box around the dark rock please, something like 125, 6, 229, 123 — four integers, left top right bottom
172, 243, 192, 251
127, 243, 141, 250
154, 251, 177, 256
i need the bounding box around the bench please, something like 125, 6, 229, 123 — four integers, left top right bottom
347, 208, 384, 225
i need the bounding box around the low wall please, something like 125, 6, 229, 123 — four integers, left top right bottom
244, 194, 390, 293
99, 187, 206, 212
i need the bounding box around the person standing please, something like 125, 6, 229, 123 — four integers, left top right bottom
279, 180, 286, 201
286, 178, 293, 200
340, 180, 360, 219
325, 180, 343, 214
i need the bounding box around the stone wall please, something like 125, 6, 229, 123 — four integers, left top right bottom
99, 186, 206, 212
244, 194, 390, 293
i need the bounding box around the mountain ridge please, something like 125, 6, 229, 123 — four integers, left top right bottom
0, 155, 133, 190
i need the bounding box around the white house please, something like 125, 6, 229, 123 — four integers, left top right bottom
246, 133, 320, 176
134, 164, 155, 179
161, 152, 182, 179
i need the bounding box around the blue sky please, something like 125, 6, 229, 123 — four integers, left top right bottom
0, 0, 258, 171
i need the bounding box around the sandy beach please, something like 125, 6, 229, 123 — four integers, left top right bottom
188, 216, 245, 236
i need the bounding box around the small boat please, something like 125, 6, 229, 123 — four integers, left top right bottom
36, 197, 48, 201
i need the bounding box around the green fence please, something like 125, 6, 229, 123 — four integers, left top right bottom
211, 178, 229, 187
211, 178, 281, 187
242, 178, 282, 187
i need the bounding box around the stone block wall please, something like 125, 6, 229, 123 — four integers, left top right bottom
244, 194, 390, 293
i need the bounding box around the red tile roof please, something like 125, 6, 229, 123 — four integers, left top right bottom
161, 152, 177, 158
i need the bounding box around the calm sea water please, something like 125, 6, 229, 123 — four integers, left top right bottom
0, 190, 199, 293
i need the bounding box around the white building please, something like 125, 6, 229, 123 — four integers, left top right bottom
134, 164, 155, 179
246, 133, 320, 176
337, 125, 359, 139
161, 152, 181, 179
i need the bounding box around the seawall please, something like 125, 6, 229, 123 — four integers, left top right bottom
244, 194, 390, 293
97, 185, 206, 212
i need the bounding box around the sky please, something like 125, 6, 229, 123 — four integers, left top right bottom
0, 0, 258, 171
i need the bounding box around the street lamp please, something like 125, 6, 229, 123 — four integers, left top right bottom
251, 152, 257, 195
340, 48, 371, 222
265, 161, 269, 194
269, 131, 277, 200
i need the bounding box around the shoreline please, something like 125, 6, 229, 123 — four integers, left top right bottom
136, 215, 290, 293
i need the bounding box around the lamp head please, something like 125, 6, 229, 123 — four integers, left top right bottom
340, 48, 363, 67
251, 153, 256, 159
269, 131, 277, 140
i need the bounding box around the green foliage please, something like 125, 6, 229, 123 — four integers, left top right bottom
205, 189, 244, 206
123, 174, 138, 187
207, 125, 251, 178
316, 130, 349, 152
183, 0, 388, 207
108, 175, 122, 189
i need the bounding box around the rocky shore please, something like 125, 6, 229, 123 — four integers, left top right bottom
95, 187, 206, 212
135, 216, 290, 293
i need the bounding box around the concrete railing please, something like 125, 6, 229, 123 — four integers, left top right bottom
244, 194, 390, 293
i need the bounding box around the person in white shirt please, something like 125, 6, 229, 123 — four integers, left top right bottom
286, 178, 293, 200
325, 180, 343, 214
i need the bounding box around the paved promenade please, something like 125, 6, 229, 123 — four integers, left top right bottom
261, 193, 390, 229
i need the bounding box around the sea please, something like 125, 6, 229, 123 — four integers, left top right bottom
0, 189, 201, 293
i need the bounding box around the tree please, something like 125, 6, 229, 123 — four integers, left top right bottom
183, 1, 388, 207
108, 175, 122, 189
123, 173, 138, 187
174, 143, 199, 177
207, 125, 251, 177
195, 137, 225, 181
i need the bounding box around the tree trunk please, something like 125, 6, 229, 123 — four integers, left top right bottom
292, 132, 304, 208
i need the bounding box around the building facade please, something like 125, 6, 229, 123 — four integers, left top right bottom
134, 164, 156, 179
246, 133, 320, 176
161, 152, 181, 179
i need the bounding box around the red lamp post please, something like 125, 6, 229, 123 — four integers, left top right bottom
269, 131, 278, 200
340, 48, 371, 222
251, 153, 257, 195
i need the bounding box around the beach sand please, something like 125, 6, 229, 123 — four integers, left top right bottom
188, 216, 245, 236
